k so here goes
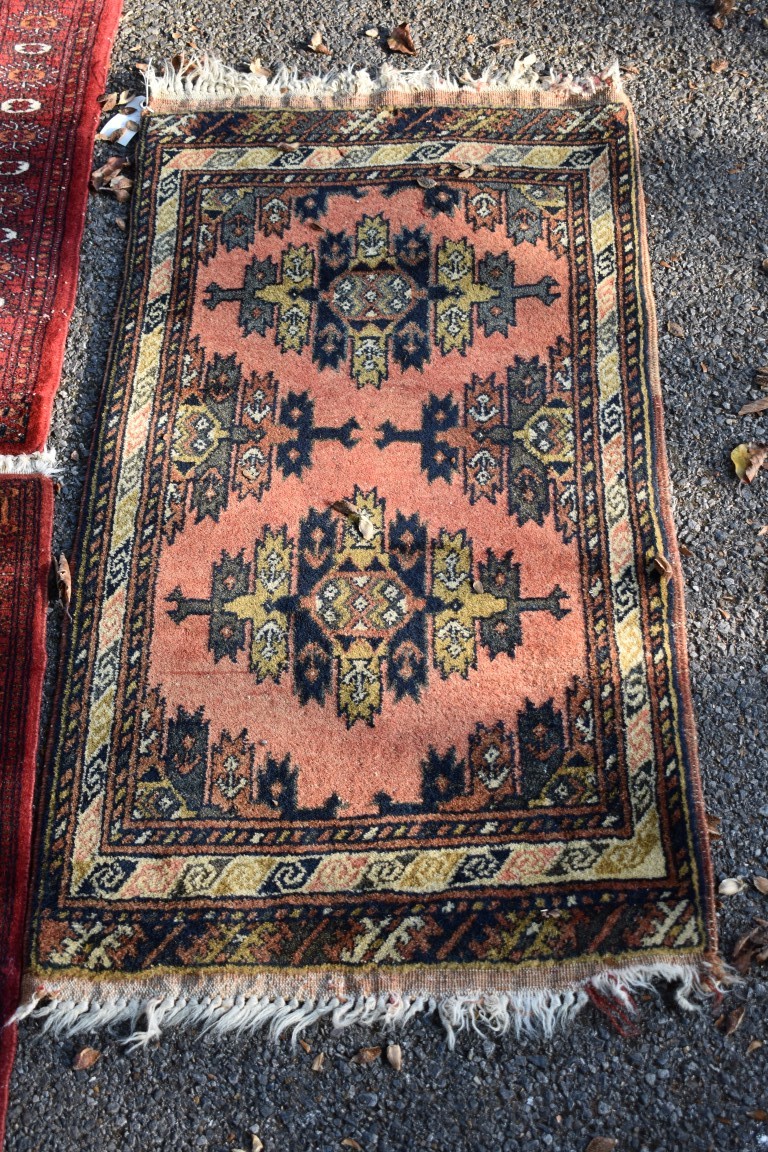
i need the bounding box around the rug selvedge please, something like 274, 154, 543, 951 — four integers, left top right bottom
22, 76, 719, 1042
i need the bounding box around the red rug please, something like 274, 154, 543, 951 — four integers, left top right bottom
0, 0, 123, 453
0, 476, 53, 1143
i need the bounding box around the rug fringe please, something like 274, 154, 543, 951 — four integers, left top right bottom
0, 448, 58, 477
12, 962, 727, 1051
144, 55, 623, 111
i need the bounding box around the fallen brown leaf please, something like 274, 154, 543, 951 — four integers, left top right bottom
667, 320, 686, 339
747, 1109, 768, 1122
416, 176, 437, 189
732, 442, 768, 483
251, 1137, 264, 1152
747, 1039, 764, 1055
385, 1043, 402, 1070
387, 22, 417, 56
97, 89, 133, 112
753, 875, 768, 895
56, 553, 72, 616
457, 166, 475, 179
706, 812, 722, 839
298, 1037, 311, 1054
115, 216, 126, 232
710, 58, 729, 73
352, 1045, 382, 1065
311, 1052, 325, 1072
249, 59, 271, 78
341, 1141, 363, 1151
758, 525, 768, 537
710, 0, 735, 29
90, 155, 128, 192
738, 397, 768, 416
717, 1004, 746, 1036
489, 37, 515, 49
732, 919, 768, 975
651, 554, 673, 579
585, 1140, 617, 1152
755, 366, 768, 389
679, 542, 694, 558
72, 1046, 100, 1070
308, 30, 332, 55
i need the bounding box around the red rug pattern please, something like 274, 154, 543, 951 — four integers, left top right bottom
0, 0, 123, 452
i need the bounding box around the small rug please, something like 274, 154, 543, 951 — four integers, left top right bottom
0, 0, 123, 453
22, 59, 719, 1046
0, 476, 53, 1140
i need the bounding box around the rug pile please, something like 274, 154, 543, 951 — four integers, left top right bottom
19, 59, 719, 1047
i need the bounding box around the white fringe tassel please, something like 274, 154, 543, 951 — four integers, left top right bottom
145, 55, 623, 109
12, 962, 722, 1052
0, 447, 58, 477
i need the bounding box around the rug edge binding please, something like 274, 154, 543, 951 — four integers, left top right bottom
144, 55, 625, 112
13, 959, 730, 1051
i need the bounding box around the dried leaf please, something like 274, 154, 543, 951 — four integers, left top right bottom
352, 1045, 382, 1065
330, 500, 355, 517
710, 58, 729, 73
457, 166, 475, 179
753, 875, 768, 895
747, 1109, 768, 1122
311, 1052, 325, 1072
97, 89, 133, 112
73, 1046, 101, 1070
56, 553, 72, 616
710, 0, 735, 30
718, 876, 747, 896
341, 1141, 363, 1151
755, 366, 768, 389
90, 156, 128, 192
717, 1004, 746, 1036
472, 578, 484, 593
385, 1043, 402, 1071
308, 30, 332, 55
364, 27, 379, 38
298, 1037, 311, 1054
739, 397, 768, 416
747, 1039, 764, 1055
251, 1137, 264, 1152
759, 526, 768, 537
678, 542, 694, 558
585, 1140, 617, 1152
115, 216, 126, 232
387, 22, 417, 56
667, 320, 686, 339
706, 812, 722, 839
489, 37, 516, 49
651, 554, 673, 579
249, 59, 271, 78
732, 442, 768, 483
416, 176, 437, 189
276, 143, 300, 152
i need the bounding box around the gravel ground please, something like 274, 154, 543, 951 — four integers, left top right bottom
7, 1, 768, 1149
